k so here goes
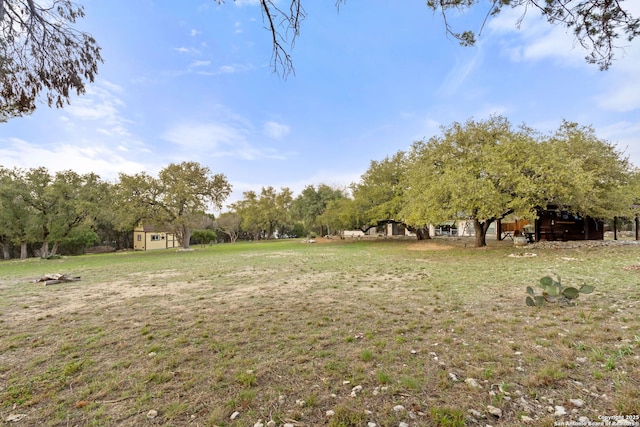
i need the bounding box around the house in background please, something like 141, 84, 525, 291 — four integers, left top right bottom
133, 225, 179, 250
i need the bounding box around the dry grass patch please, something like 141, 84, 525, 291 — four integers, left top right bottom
0, 239, 639, 426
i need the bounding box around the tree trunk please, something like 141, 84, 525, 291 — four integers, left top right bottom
414, 226, 431, 240
473, 218, 493, 247
40, 241, 50, 258
2, 243, 10, 260
422, 227, 431, 240
182, 226, 191, 249
50, 242, 59, 256
20, 242, 28, 260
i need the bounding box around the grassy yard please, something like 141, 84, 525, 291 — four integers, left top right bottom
1, 237, 639, 426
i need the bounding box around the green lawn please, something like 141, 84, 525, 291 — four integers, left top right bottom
1, 238, 639, 426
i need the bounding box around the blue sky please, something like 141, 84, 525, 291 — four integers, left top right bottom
1, 0, 639, 209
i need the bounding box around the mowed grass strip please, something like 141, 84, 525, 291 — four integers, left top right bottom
0, 238, 639, 426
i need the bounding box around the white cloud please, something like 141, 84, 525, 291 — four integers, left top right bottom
421, 118, 441, 134
100, 80, 126, 94
97, 125, 132, 138
190, 60, 211, 68
487, 7, 588, 67
163, 122, 248, 151
485, 4, 640, 116
65, 98, 121, 122
263, 121, 290, 139
0, 138, 146, 181
593, 43, 640, 112
233, 0, 260, 6
596, 81, 640, 112
173, 47, 200, 55
61, 81, 140, 148
190, 29, 201, 37
598, 121, 640, 155
162, 115, 291, 161
438, 47, 483, 96
219, 65, 236, 73
194, 64, 251, 76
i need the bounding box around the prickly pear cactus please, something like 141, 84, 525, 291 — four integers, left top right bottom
525, 275, 594, 307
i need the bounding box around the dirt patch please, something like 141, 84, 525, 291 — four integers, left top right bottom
406, 241, 457, 251
304, 237, 340, 244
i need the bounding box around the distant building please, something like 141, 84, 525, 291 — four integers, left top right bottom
498, 206, 604, 242
534, 206, 604, 241
133, 225, 179, 250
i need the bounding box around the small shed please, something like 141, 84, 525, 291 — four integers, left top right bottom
133, 225, 179, 250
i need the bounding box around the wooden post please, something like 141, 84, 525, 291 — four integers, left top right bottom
584, 217, 590, 240
613, 217, 618, 241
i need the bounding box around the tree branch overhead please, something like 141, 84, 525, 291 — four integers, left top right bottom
0, 0, 102, 120
218, 0, 637, 73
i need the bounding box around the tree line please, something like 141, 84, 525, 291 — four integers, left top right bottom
193, 117, 638, 248
0, 161, 229, 258
1, 116, 637, 258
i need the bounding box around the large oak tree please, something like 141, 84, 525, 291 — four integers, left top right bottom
543, 120, 633, 219
401, 116, 634, 247
402, 116, 544, 247
117, 162, 231, 249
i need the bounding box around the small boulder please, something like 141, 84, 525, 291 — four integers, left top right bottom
486, 405, 502, 417
465, 378, 482, 388
554, 406, 567, 417
569, 398, 584, 408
